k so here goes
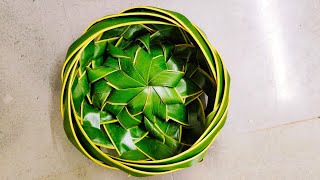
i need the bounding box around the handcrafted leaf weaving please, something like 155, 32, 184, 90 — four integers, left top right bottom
60, 6, 230, 177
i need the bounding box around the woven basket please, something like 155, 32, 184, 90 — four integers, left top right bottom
60, 6, 230, 177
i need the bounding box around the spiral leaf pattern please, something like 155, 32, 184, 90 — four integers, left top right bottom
61, 6, 230, 177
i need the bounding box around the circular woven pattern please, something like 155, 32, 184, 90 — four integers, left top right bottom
61, 6, 230, 177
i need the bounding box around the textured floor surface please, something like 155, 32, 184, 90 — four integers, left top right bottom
1, 0, 320, 179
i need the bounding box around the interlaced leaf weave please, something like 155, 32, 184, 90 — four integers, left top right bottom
61, 6, 230, 177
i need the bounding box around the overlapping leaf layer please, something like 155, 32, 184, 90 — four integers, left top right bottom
72, 23, 213, 160
61, 6, 230, 177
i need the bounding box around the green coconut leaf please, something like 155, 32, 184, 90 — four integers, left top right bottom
61, 6, 230, 177
150, 88, 167, 120
103, 123, 148, 155
175, 78, 202, 98
122, 25, 148, 40
167, 104, 188, 125
137, 33, 151, 52
119, 58, 146, 85
153, 86, 183, 104
135, 137, 175, 160
149, 55, 167, 80
80, 41, 95, 73
87, 66, 117, 83
117, 107, 141, 129
71, 73, 89, 116
103, 103, 124, 116
82, 126, 114, 148
92, 56, 104, 68
99, 110, 116, 124
156, 117, 181, 141
127, 88, 149, 114
103, 56, 120, 69
93, 41, 107, 59
105, 70, 145, 89
166, 56, 185, 71
82, 100, 100, 128
108, 87, 145, 104
120, 150, 149, 161
161, 43, 174, 61
144, 117, 165, 142
100, 26, 127, 40
106, 43, 130, 59
91, 79, 112, 109
149, 70, 184, 87
134, 48, 153, 82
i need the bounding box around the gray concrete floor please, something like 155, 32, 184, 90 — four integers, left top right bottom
1, 0, 320, 179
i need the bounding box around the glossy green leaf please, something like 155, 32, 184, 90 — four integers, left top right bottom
103, 103, 124, 116
167, 104, 188, 126
156, 117, 181, 141
134, 113, 144, 122
150, 88, 167, 119
82, 125, 114, 148
148, 55, 167, 80
92, 56, 104, 68
149, 30, 163, 44
105, 70, 145, 89
149, 70, 184, 87
93, 41, 107, 59
80, 41, 94, 73
143, 88, 157, 122
122, 25, 148, 40
119, 58, 146, 85
185, 91, 203, 105
117, 107, 141, 129
92, 79, 112, 94
100, 26, 127, 40
99, 110, 116, 124
120, 150, 149, 160
72, 73, 89, 115
135, 137, 175, 160
152, 117, 182, 151
115, 37, 132, 49
103, 56, 120, 69
92, 91, 109, 109
106, 43, 130, 59
164, 135, 182, 152
104, 123, 147, 155
127, 88, 149, 114
191, 69, 216, 92
166, 56, 185, 71
161, 43, 174, 61
87, 66, 117, 83
78, 72, 90, 95
148, 24, 186, 44
82, 100, 100, 129
124, 44, 140, 59
134, 48, 153, 82
153, 86, 183, 104
175, 78, 202, 98
108, 87, 145, 104
144, 117, 165, 142
137, 33, 150, 52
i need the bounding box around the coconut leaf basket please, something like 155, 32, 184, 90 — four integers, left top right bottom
60, 6, 230, 177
